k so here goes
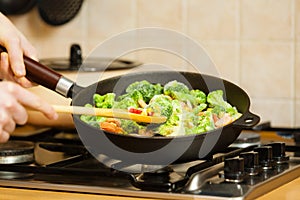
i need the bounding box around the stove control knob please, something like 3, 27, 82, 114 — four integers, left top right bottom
254, 146, 274, 170
240, 152, 261, 175
224, 157, 245, 183
267, 142, 289, 164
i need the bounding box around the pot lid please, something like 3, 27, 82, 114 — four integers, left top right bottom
40, 44, 142, 72
40, 57, 143, 72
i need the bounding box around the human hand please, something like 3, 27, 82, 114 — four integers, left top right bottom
0, 12, 37, 88
0, 81, 58, 143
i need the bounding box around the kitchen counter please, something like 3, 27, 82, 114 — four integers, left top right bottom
0, 177, 300, 200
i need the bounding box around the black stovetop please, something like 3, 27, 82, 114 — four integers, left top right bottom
0, 128, 300, 200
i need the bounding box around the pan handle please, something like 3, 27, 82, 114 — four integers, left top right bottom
0, 45, 75, 98
232, 111, 260, 129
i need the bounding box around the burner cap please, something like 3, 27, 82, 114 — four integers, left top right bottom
0, 141, 35, 164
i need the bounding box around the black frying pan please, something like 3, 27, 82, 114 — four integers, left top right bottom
0, 46, 260, 167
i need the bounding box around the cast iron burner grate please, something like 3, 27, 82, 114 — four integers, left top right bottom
0, 129, 300, 199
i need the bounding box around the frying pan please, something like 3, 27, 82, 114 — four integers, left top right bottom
0, 46, 260, 168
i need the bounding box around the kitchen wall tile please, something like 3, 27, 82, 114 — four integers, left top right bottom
240, 0, 292, 40
7, 8, 41, 38
36, 5, 86, 40
135, 49, 187, 71
296, 43, 300, 99
4, 0, 300, 127
240, 42, 293, 99
187, 0, 238, 40
137, 0, 183, 31
87, 0, 136, 40
36, 37, 85, 58
296, 100, 300, 127
296, 0, 300, 41
199, 41, 240, 84
251, 98, 294, 127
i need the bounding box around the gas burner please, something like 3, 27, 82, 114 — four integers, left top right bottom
0, 141, 34, 164
0, 141, 35, 179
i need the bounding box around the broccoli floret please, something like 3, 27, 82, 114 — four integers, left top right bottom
190, 89, 206, 104
163, 100, 182, 125
126, 80, 163, 103
171, 91, 200, 108
80, 104, 105, 128
207, 90, 232, 110
158, 100, 185, 136
207, 90, 241, 118
120, 119, 146, 134
93, 93, 115, 108
193, 103, 208, 113
113, 96, 138, 109
117, 90, 146, 108
185, 110, 215, 135
163, 80, 190, 98
145, 94, 173, 118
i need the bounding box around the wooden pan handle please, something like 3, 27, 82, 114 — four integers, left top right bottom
23, 56, 62, 90
0, 45, 74, 98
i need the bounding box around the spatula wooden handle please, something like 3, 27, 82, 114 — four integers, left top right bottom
52, 105, 166, 124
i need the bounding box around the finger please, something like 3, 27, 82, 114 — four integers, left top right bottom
1, 53, 33, 87
19, 33, 38, 61
5, 38, 26, 77
3, 115, 16, 134
14, 76, 34, 88
0, 110, 14, 142
0, 129, 10, 143
9, 102, 28, 125
0, 52, 14, 81
7, 83, 58, 120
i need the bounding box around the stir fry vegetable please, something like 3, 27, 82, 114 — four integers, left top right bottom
80, 80, 242, 137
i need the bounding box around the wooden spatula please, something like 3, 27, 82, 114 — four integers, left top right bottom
52, 105, 167, 124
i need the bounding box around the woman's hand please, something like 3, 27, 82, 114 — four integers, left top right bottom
0, 81, 58, 143
0, 12, 37, 87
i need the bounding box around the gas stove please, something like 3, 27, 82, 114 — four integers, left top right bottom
0, 127, 300, 200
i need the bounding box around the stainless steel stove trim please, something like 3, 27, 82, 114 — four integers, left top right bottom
0, 161, 299, 200
244, 160, 300, 199
0, 179, 234, 200
184, 163, 224, 192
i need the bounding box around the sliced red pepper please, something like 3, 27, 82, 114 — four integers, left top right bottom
128, 107, 143, 114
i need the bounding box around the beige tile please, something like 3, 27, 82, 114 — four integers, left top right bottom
135, 49, 186, 71
241, 0, 292, 40
251, 98, 293, 127
137, 0, 183, 31
199, 41, 239, 84
87, 0, 136, 39
296, 100, 300, 127
296, 0, 300, 41
36, 3, 86, 40
35, 37, 85, 58
187, 0, 238, 40
240, 42, 293, 98
296, 44, 300, 99
7, 9, 40, 37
